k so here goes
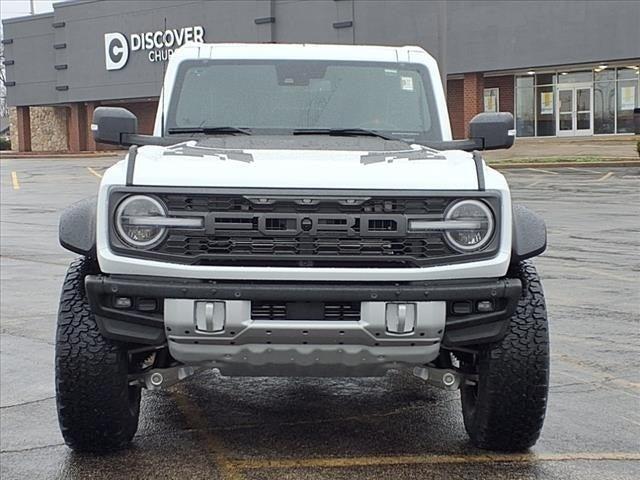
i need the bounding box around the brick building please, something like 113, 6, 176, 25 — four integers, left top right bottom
2, 0, 639, 152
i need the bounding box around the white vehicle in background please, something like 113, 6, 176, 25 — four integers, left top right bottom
57, 43, 549, 453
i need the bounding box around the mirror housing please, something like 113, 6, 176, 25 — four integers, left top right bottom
91, 107, 138, 145
469, 112, 515, 150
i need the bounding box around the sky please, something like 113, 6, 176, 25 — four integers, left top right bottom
1, 0, 57, 21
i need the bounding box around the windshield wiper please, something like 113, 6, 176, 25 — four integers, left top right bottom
292, 128, 396, 141
167, 126, 252, 135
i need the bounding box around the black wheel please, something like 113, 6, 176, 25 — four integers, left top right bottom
55, 257, 141, 452
460, 261, 549, 451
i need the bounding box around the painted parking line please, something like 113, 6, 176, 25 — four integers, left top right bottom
594, 171, 614, 182
566, 166, 603, 174
11, 171, 20, 190
171, 389, 245, 480
233, 452, 640, 471
525, 179, 545, 189
526, 167, 560, 175
87, 166, 103, 179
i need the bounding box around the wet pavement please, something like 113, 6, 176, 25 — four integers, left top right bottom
1, 157, 639, 479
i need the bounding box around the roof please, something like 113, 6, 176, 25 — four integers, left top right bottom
171, 43, 434, 64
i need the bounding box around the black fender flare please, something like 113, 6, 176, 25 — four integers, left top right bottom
511, 204, 547, 263
59, 197, 97, 257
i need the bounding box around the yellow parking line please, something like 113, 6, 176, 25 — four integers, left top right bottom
234, 452, 640, 470
594, 171, 614, 182
11, 171, 20, 190
87, 166, 103, 179
171, 390, 245, 480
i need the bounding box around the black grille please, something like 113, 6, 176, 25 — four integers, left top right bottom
161, 234, 451, 267
109, 191, 500, 268
154, 193, 456, 267
251, 302, 361, 320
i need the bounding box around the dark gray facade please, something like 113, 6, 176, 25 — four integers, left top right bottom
3, 0, 639, 107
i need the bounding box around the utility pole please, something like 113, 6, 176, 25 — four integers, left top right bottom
30, 0, 36, 15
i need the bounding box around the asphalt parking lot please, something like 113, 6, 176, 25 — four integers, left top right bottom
1, 157, 639, 479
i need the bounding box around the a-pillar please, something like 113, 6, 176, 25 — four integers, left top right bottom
462, 73, 484, 137
68, 103, 86, 152
16, 106, 32, 152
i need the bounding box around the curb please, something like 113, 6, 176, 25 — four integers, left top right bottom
488, 160, 640, 169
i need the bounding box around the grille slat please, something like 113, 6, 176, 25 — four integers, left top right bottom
163, 195, 450, 215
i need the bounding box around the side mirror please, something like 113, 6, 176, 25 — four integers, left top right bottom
91, 107, 138, 145
469, 112, 515, 150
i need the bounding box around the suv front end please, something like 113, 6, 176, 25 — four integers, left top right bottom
88, 184, 520, 376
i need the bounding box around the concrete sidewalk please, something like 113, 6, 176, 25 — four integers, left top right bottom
484, 134, 638, 161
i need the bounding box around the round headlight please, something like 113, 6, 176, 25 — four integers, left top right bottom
115, 195, 167, 248
444, 200, 495, 252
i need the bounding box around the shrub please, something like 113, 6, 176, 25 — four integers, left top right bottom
0, 138, 11, 151
637, 140, 640, 158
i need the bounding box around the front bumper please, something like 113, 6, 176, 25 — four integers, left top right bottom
86, 275, 521, 375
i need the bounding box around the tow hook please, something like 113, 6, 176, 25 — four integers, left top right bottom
412, 366, 467, 391
129, 365, 205, 390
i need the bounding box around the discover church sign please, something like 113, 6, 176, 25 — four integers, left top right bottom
104, 25, 205, 70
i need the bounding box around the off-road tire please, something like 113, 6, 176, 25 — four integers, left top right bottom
55, 257, 141, 452
460, 261, 549, 451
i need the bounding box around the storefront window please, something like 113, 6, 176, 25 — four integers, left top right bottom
617, 82, 638, 133
536, 85, 555, 136
558, 71, 592, 84
594, 69, 615, 82
513, 64, 639, 137
594, 81, 616, 134
617, 67, 640, 81
516, 87, 535, 136
536, 73, 555, 85
483, 88, 499, 112
516, 76, 534, 88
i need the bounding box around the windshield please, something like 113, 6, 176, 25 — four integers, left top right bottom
166, 60, 442, 143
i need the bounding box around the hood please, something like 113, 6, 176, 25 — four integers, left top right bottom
115, 139, 481, 191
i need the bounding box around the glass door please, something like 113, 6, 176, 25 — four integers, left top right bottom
575, 87, 593, 135
557, 88, 574, 136
557, 86, 593, 136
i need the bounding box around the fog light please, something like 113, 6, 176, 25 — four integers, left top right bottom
476, 300, 495, 313
114, 296, 132, 309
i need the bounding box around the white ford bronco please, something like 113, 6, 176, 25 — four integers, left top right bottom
57, 43, 549, 452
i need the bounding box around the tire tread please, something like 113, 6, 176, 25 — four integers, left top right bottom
55, 258, 140, 452
462, 261, 549, 451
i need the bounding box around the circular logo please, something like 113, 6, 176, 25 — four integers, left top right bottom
104, 32, 129, 71
301, 217, 313, 232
